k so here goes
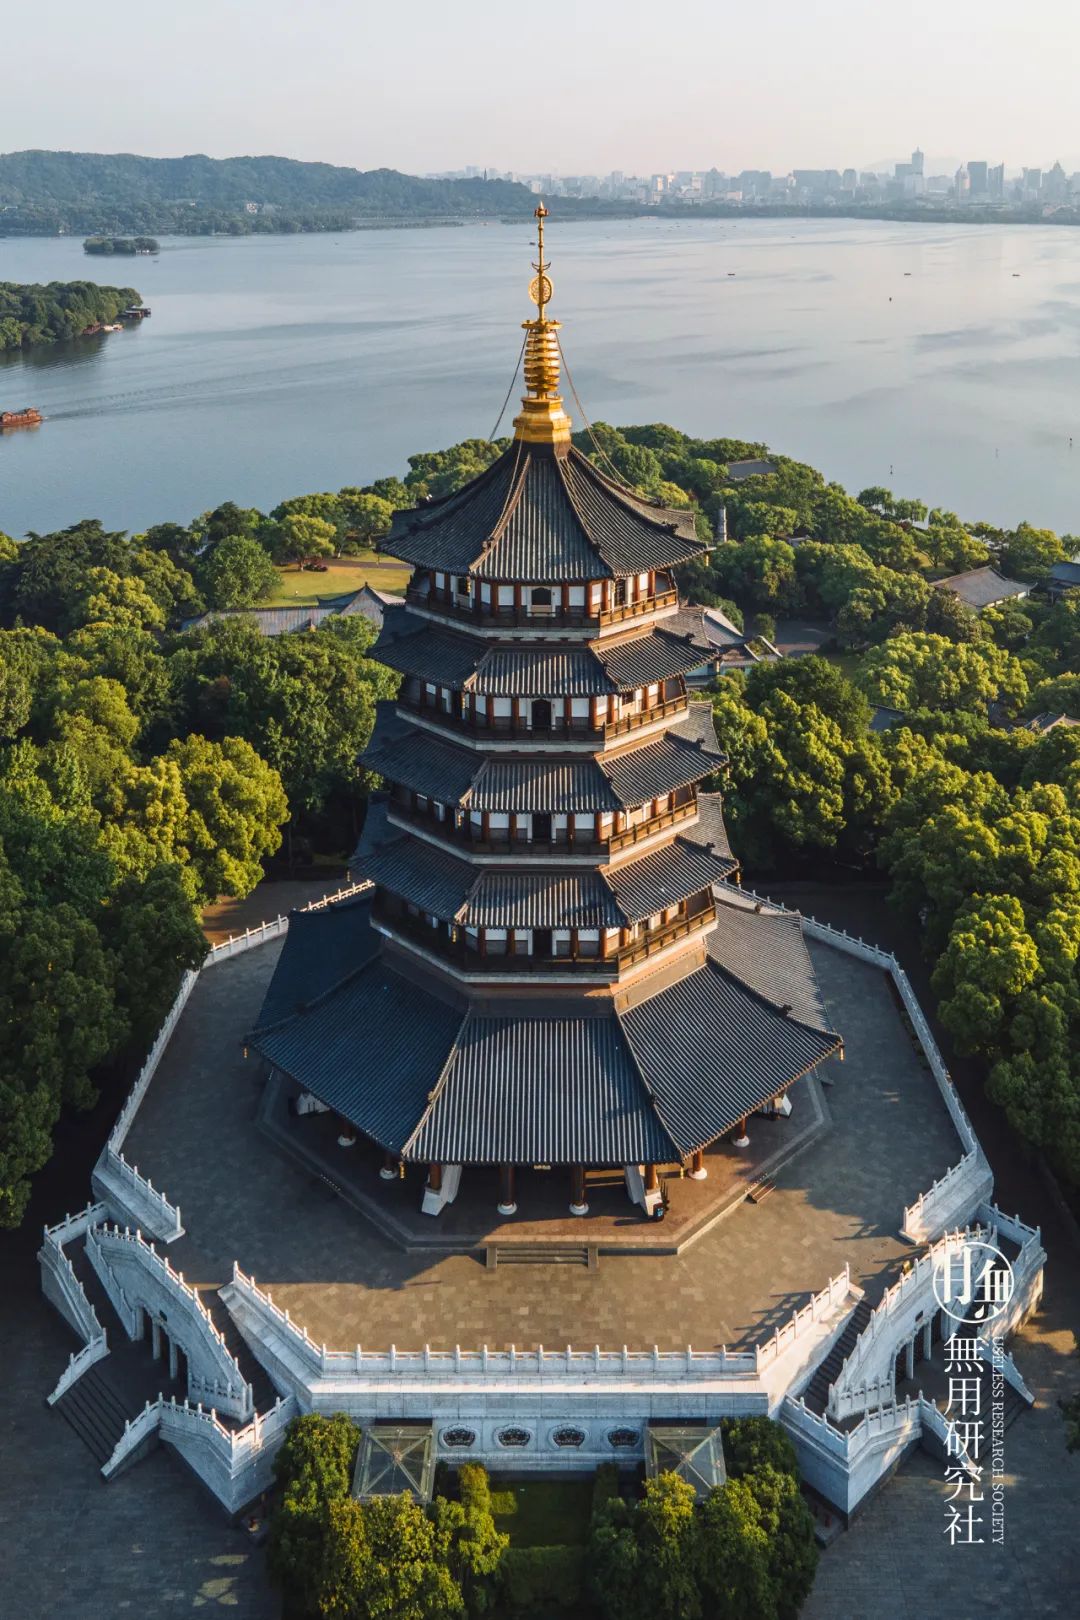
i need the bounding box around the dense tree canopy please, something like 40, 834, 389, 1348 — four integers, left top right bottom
0, 279, 141, 350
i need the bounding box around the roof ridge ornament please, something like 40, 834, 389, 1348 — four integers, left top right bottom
513, 203, 573, 448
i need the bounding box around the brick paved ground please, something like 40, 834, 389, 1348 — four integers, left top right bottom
1, 1294, 276, 1618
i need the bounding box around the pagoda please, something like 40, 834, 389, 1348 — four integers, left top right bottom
250, 207, 841, 1221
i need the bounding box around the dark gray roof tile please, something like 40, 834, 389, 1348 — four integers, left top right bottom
708, 893, 833, 1033
606, 839, 737, 922
620, 959, 840, 1153
253, 960, 464, 1152
406, 1013, 675, 1163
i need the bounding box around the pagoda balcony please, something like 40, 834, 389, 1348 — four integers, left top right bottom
399, 690, 688, 749
387, 790, 698, 863
608, 796, 697, 854
372, 894, 714, 977
387, 795, 605, 860
403, 577, 679, 633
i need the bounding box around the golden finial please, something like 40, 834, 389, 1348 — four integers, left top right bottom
513, 201, 572, 447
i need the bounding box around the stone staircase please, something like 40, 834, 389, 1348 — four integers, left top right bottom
802, 1298, 874, 1415
55, 1238, 185, 1466
488, 1243, 595, 1269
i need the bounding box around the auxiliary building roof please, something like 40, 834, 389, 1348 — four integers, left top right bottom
386, 442, 705, 582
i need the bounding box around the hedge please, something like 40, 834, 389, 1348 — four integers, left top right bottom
499, 1545, 586, 1613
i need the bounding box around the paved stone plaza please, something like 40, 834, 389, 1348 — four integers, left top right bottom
124, 934, 959, 1352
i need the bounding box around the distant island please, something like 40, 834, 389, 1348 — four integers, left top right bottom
0, 150, 541, 237
84, 235, 159, 255
0, 279, 141, 349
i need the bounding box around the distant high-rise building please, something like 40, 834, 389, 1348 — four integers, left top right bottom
912, 148, 925, 176
1022, 167, 1042, 196
988, 163, 1005, 199
842, 168, 857, 191
967, 161, 989, 197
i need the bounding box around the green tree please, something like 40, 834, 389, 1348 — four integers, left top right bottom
1002, 522, 1066, 580
697, 1479, 776, 1620
405, 439, 506, 500
588, 1473, 701, 1620
167, 734, 288, 900
72, 567, 167, 634
276, 513, 338, 569
857, 632, 1028, 716
199, 533, 279, 609
336, 492, 396, 555
268, 1413, 362, 1618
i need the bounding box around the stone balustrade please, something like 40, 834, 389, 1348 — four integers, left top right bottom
38, 1203, 107, 1346
89, 1224, 252, 1420
225, 1262, 854, 1390
102, 1392, 297, 1512
48, 1335, 109, 1406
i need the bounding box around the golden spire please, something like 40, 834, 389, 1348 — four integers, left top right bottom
513, 202, 572, 446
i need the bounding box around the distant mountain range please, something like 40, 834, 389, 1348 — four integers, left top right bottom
0, 149, 544, 235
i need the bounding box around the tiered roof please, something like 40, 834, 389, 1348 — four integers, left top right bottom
250, 210, 842, 1171
387, 441, 704, 579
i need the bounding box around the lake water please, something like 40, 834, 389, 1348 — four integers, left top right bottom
2, 217, 1080, 538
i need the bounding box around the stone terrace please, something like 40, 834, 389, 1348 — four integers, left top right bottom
122, 932, 962, 1353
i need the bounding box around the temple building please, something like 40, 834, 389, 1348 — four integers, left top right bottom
249, 206, 842, 1221
38, 207, 1045, 1529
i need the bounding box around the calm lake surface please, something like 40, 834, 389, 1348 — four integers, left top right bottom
2, 218, 1080, 537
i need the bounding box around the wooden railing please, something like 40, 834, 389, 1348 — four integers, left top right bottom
608, 797, 696, 854
404, 581, 679, 632
614, 903, 713, 968
388, 800, 604, 858
401, 694, 688, 747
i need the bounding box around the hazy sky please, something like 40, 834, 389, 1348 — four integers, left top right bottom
4, 0, 1078, 175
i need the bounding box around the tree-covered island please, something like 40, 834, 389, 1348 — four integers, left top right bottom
0, 278, 141, 349
83, 236, 159, 254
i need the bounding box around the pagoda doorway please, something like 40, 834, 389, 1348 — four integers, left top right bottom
533, 812, 552, 844
531, 698, 553, 732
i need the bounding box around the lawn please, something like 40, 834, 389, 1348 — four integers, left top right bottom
260, 554, 412, 607
489, 1477, 595, 1548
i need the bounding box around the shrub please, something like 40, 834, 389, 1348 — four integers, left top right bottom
590, 1462, 620, 1520
499, 1545, 586, 1614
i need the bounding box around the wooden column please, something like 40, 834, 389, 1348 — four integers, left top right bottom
644, 1163, 659, 1193
689, 1149, 707, 1182
569, 1164, 588, 1215
335, 1113, 357, 1148
428, 1163, 443, 1193
513, 583, 523, 618
498, 1163, 517, 1216
380, 1151, 398, 1182
733, 1117, 750, 1148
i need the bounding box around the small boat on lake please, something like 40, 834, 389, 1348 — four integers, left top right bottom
1, 406, 43, 429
